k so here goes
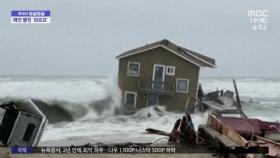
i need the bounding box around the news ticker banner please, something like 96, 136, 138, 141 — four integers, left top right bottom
11, 10, 51, 24
11, 146, 268, 154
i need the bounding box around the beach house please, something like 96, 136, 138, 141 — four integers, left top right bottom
116, 39, 215, 112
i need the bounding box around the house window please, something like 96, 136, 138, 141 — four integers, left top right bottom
166, 66, 175, 76
127, 62, 140, 77
147, 95, 159, 106
23, 123, 35, 142
124, 91, 137, 106
176, 78, 189, 93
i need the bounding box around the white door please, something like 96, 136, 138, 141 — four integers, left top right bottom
152, 64, 165, 89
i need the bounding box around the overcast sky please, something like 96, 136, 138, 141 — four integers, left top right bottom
0, 0, 279, 77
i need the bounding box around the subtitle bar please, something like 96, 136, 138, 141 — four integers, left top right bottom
10, 146, 268, 154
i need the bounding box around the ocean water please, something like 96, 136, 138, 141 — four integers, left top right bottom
0, 76, 279, 146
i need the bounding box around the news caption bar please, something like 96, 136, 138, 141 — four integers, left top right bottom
11, 10, 51, 24
11, 146, 268, 154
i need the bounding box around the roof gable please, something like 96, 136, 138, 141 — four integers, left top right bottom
116, 39, 216, 68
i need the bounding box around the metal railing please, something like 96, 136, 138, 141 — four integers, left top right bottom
139, 80, 175, 96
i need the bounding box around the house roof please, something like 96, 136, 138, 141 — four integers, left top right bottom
116, 39, 216, 68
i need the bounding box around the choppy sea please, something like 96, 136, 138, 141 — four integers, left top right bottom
0, 76, 279, 146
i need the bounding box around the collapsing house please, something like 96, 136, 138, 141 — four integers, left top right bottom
0, 99, 47, 146
116, 39, 215, 112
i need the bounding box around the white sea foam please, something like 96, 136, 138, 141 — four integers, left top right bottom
39, 107, 210, 146
0, 77, 107, 103
0, 76, 278, 145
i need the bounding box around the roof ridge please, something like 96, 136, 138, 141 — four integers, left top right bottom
116, 39, 215, 68
177, 46, 215, 67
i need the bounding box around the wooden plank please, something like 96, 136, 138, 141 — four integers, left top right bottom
203, 101, 236, 111
145, 128, 170, 137
201, 100, 241, 116
219, 135, 239, 147
233, 79, 241, 108
220, 123, 248, 147
194, 97, 240, 116
232, 79, 247, 118
215, 109, 240, 114
207, 114, 248, 147
256, 136, 280, 146
202, 126, 238, 147
264, 131, 280, 142
256, 136, 280, 157
207, 114, 221, 132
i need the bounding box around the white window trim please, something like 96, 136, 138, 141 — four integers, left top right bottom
166, 66, 176, 76
124, 91, 137, 107
152, 64, 166, 82
176, 78, 189, 93
127, 61, 140, 77
152, 64, 166, 89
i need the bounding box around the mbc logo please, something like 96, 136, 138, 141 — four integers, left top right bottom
248, 10, 269, 17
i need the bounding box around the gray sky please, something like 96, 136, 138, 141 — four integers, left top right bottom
0, 0, 279, 77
